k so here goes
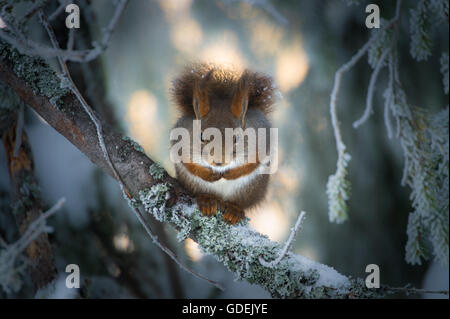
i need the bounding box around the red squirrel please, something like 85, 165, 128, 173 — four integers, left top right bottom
170, 63, 276, 224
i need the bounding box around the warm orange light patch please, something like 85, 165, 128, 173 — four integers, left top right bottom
126, 90, 160, 154
170, 18, 203, 54
248, 19, 283, 58
277, 167, 299, 193
276, 38, 309, 92
185, 238, 203, 261
249, 202, 289, 241
0, 17, 6, 28
113, 233, 135, 253
159, 0, 193, 20
200, 32, 245, 71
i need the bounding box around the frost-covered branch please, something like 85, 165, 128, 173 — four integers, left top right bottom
328, 0, 449, 266
1, 104, 59, 290
0, 198, 64, 294
0, 0, 129, 63
326, 0, 402, 224
48, 0, 70, 21
353, 47, 391, 129
259, 211, 306, 268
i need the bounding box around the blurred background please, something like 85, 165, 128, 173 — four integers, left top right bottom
0, 0, 448, 298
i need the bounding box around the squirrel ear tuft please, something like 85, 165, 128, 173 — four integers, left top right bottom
192, 69, 214, 119
231, 70, 250, 127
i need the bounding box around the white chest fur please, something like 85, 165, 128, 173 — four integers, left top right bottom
177, 162, 263, 200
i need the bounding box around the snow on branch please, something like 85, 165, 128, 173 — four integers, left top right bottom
258, 211, 306, 268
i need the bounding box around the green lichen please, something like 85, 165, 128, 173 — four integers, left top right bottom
139, 184, 193, 241
0, 40, 69, 110
190, 212, 325, 298
137, 184, 354, 298
139, 183, 171, 222
149, 163, 166, 180
121, 136, 145, 154
344, 278, 388, 299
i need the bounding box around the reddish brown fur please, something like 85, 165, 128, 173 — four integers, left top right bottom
171, 63, 275, 224
171, 63, 276, 118
182, 162, 222, 182
184, 161, 260, 182
222, 162, 260, 180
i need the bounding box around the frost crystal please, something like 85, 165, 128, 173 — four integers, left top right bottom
139, 183, 171, 222
387, 77, 449, 264
326, 151, 351, 224
0, 198, 62, 294
410, 0, 433, 61
368, 19, 392, 69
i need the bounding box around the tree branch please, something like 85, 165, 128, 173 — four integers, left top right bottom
1, 108, 58, 291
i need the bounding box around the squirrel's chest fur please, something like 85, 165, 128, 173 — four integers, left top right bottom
175, 162, 264, 201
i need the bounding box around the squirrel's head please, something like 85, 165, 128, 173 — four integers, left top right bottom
172, 64, 276, 167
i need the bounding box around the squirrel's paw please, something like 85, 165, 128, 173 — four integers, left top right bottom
197, 194, 219, 216
222, 202, 245, 225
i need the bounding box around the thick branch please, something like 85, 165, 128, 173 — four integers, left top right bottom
1, 111, 57, 290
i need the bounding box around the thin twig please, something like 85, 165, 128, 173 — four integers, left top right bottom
354, 0, 403, 130
353, 47, 391, 129
48, 1, 68, 21
19, 0, 50, 25
259, 211, 306, 267
384, 0, 403, 139
10, 198, 65, 258
327, 0, 403, 223
0, 0, 129, 63
66, 28, 74, 52
329, 0, 401, 153
13, 103, 24, 158
0, 198, 64, 294
38, 9, 223, 292
386, 284, 449, 296
384, 53, 395, 139
0, 29, 89, 61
